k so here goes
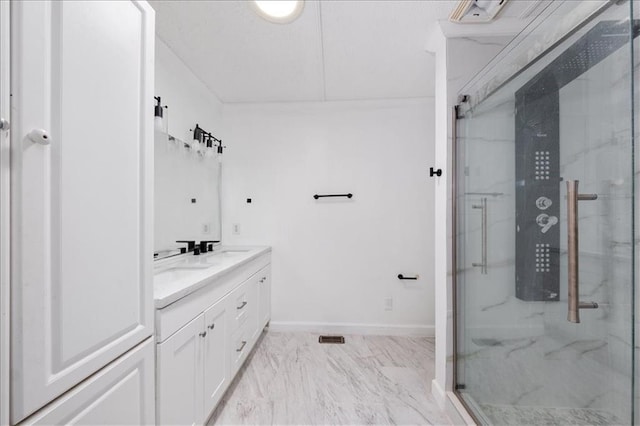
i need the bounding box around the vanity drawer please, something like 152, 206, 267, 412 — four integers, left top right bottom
230, 322, 251, 376
228, 273, 259, 334
229, 281, 250, 332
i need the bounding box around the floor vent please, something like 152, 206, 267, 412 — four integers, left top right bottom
319, 335, 345, 344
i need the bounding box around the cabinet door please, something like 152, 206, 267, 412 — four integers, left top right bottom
23, 338, 155, 426
257, 265, 272, 331
202, 300, 228, 419
157, 316, 204, 426
10, 1, 155, 422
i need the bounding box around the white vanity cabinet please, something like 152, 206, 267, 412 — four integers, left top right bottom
156, 303, 229, 426
10, 0, 155, 423
155, 250, 271, 425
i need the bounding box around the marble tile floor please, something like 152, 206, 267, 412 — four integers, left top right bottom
480, 404, 623, 426
208, 331, 452, 425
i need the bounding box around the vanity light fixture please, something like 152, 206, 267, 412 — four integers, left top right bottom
252, 0, 304, 24
190, 125, 199, 153
205, 136, 215, 158
216, 140, 225, 163
154, 96, 166, 132
191, 124, 224, 161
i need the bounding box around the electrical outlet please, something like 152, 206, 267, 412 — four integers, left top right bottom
232, 223, 241, 235
385, 297, 393, 311
202, 223, 210, 234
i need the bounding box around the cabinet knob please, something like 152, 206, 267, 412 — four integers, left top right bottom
199, 331, 207, 338
208, 323, 215, 330
27, 128, 50, 145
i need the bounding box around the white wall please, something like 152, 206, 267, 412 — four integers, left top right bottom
222, 98, 435, 334
154, 38, 224, 252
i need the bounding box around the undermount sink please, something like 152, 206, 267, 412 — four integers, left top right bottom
164, 265, 210, 272
211, 249, 250, 257
154, 248, 255, 286
154, 265, 212, 281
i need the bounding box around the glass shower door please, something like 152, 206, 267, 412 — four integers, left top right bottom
455, 2, 636, 424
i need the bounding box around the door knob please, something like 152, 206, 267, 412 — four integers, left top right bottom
0, 118, 9, 130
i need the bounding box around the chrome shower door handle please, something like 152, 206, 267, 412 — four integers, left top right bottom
566, 180, 599, 323
472, 197, 488, 274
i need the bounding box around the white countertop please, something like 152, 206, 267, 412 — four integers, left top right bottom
153, 245, 271, 309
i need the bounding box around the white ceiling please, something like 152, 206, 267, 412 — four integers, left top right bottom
150, 0, 539, 103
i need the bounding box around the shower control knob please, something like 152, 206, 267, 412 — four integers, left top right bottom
27, 128, 50, 145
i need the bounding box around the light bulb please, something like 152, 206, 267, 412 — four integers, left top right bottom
154, 116, 164, 132
154, 97, 165, 132
205, 141, 214, 158
217, 144, 224, 163
252, 0, 304, 23
255, 1, 298, 18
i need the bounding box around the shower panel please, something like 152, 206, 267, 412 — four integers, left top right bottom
515, 86, 560, 301
454, 1, 638, 425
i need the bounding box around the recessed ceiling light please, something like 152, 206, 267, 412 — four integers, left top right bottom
252, 0, 304, 24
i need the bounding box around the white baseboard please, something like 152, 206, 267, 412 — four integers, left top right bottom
268, 321, 434, 337
431, 379, 447, 409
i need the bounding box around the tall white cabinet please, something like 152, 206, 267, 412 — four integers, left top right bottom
10, 1, 155, 423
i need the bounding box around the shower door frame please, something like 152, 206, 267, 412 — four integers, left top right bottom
451, 1, 637, 423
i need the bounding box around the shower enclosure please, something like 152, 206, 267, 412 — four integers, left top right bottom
454, 1, 639, 424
